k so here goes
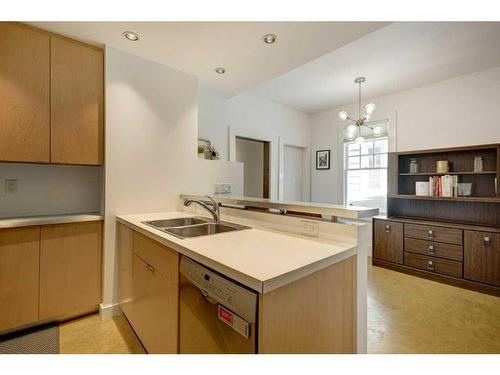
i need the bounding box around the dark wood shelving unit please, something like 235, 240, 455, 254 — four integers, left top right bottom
373, 143, 500, 297
388, 143, 500, 222
389, 194, 500, 203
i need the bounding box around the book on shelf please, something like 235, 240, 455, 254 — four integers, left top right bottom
429, 175, 458, 197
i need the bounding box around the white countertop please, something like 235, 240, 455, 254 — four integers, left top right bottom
180, 193, 378, 219
0, 213, 103, 229
117, 211, 357, 293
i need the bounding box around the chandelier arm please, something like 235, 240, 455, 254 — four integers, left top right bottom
358, 81, 362, 120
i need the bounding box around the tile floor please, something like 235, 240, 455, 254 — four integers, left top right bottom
58, 261, 500, 354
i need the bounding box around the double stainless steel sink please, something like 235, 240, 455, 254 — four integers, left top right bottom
142, 217, 250, 239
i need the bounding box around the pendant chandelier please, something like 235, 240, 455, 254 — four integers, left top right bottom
338, 77, 384, 143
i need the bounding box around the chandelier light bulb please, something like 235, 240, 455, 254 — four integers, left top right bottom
373, 126, 383, 137
338, 111, 348, 121
365, 103, 376, 114
363, 113, 371, 121
345, 125, 357, 140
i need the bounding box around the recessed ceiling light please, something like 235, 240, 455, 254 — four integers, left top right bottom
215, 67, 226, 74
123, 31, 140, 41
263, 34, 277, 44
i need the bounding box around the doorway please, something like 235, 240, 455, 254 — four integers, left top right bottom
282, 145, 307, 201
235, 137, 270, 198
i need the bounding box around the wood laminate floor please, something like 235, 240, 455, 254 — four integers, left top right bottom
368, 260, 500, 353
58, 261, 500, 354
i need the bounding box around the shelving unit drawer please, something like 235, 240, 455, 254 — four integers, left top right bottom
404, 238, 463, 261
404, 223, 462, 245
404, 252, 463, 278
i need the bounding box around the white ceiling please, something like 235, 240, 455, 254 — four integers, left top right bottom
28, 21, 387, 97
249, 22, 500, 113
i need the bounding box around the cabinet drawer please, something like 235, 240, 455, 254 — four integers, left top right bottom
404, 223, 462, 245
404, 252, 463, 278
404, 238, 463, 262
464, 231, 500, 287
374, 220, 403, 264
133, 231, 179, 285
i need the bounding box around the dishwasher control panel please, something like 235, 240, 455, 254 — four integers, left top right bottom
180, 256, 257, 323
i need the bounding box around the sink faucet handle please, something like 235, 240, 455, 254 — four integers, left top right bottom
205, 195, 220, 223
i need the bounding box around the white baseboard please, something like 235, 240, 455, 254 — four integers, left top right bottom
99, 302, 122, 320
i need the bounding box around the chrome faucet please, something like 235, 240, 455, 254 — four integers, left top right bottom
184, 196, 220, 224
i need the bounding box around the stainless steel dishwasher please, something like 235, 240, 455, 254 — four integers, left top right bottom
179, 256, 258, 354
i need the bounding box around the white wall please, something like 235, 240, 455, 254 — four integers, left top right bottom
0, 163, 102, 218
235, 138, 264, 197
198, 87, 312, 200
104, 47, 243, 309
311, 66, 500, 205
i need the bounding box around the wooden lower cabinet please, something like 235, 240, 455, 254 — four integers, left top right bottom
39, 221, 102, 320
373, 219, 403, 264
258, 257, 354, 353
128, 254, 178, 353
118, 227, 179, 353
117, 223, 134, 317
0, 226, 40, 332
373, 217, 500, 296
464, 231, 500, 287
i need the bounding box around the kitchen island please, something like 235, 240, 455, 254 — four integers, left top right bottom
116, 196, 376, 354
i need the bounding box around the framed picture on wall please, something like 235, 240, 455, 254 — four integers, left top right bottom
316, 149, 330, 170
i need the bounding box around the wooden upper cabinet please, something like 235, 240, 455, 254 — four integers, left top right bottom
39, 221, 102, 320
0, 226, 40, 332
50, 36, 103, 165
0, 23, 50, 163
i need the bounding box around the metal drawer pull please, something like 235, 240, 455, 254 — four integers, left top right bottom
427, 229, 434, 239
427, 245, 435, 255
484, 236, 491, 246
385, 224, 391, 232
427, 260, 434, 271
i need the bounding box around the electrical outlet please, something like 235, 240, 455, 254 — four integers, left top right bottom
5, 179, 18, 194
214, 183, 232, 194
301, 220, 319, 237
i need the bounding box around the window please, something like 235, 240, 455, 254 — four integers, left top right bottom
344, 137, 388, 214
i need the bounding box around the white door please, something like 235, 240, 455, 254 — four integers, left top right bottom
283, 145, 305, 201
235, 137, 264, 198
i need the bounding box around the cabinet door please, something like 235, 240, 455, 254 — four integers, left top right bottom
50, 36, 103, 165
128, 254, 178, 353
0, 226, 40, 332
373, 220, 403, 264
464, 231, 500, 286
39, 221, 102, 320
0, 23, 50, 163
117, 223, 134, 317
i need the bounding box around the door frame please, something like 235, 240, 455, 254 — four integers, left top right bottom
278, 137, 310, 201
229, 127, 276, 199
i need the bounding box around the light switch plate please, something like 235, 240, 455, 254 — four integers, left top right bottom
301, 220, 319, 237
5, 179, 18, 194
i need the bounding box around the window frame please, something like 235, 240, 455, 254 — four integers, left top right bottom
343, 136, 389, 213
